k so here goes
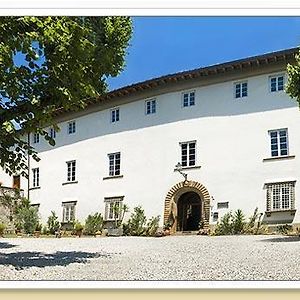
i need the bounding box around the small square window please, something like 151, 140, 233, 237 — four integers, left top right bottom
33, 133, 40, 144
49, 127, 56, 139
213, 212, 219, 222
111, 108, 120, 123
217, 202, 229, 209
270, 75, 285, 92
235, 82, 248, 98
145, 99, 156, 115
182, 91, 195, 107
68, 121, 76, 134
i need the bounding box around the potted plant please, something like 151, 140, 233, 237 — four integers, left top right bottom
108, 203, 129, 236
163, 221, 172, 236
74, 221, 84, 237
34, 223, 42, 238
0, 223, 6, 237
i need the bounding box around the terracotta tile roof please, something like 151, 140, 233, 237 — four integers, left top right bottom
53, 47, 298, 116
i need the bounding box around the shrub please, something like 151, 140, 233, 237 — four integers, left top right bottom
47, 211, 60, 234
214, 208, 265, 236
126, 206, 147, 236
84, 213, 103, 235
35, 223, 42, 232
15, 206, 39, 234
232, 209, 245, 234
277, 224, 293, 235
74, 220, 84, 232
244, 207, 263, 234
0, 223, 6, 236
145, 216, 160, 236
42, 225, 48, 235
214, 212, 233, 235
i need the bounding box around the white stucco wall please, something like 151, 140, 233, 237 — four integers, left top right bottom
1, 68, 299, 228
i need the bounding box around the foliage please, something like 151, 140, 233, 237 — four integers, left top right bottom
232, 209, 245, 234
243, 207, 263, 234
35, 223, 42, 232
214, 212, 233, 235
0, 16, 132, 176
113, 203, 129, 228
123, 205, 161, 237
277, 224, 293, 235
125, 206, 147, 236
15, 205, 39, 234
42, 225, 48, 235
286, 49, 300, 106
164, 220, 172, 230
84, 212, 103, 235
145, 216, 160, 236
74, 220, 84, 232
47, 211, 60, 234
0, 223, 6, 236
214, 208, 265, 236
0, 186, 23, 222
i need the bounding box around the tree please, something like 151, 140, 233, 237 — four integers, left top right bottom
0, 16, 132, 176
46, 211, 60, 234
286, 49, 300, 105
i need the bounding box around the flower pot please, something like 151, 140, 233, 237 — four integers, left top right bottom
107, 228, 123, 237
34, 231, 41, 238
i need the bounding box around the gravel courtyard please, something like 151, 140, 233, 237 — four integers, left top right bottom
0, 235, 300, 281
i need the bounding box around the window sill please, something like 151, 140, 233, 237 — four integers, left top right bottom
265, 209, 296, 217
29, 186, 41, 191
62, 181, 78, 186
263, 155, 295, 162
103, 175, 124, 180
173, 165, 201, 171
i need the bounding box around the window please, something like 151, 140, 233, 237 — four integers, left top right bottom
270, 75, 284, 92
269, 129, 288, 157
180, 141, 196, 167
33, 133, 40, 144
145, 99, 156, 115
49, 127, 56, 139
212, 212, 219, 222
108, 153, 121, 176
266, 182, 295, 212
66, 160, 76, 182
68, 121, 76, 134
182, 91, 195, 107
235, 82, 248, 98
12, 175, 20, 189
62, 201, 76, 223
32, 168, 40, 187
111, 108, 120, 123
217, 202, 229, 209
104, 197, 124, 221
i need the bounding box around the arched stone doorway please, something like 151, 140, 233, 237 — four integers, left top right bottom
164, 180, 210, 233
177, 191, 201, 231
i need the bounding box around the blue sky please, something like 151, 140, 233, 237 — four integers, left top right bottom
107, 16, 300, 91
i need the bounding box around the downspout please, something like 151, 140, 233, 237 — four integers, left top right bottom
27, 133, 30, 201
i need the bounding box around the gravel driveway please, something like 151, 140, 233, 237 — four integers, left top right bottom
0, 235, 300, 281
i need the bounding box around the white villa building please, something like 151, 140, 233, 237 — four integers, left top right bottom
0, 47, 299, 233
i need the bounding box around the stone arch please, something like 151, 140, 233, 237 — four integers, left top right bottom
164, 180, 210, 233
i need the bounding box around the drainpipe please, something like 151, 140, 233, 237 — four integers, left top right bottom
27, 133, 30, 201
